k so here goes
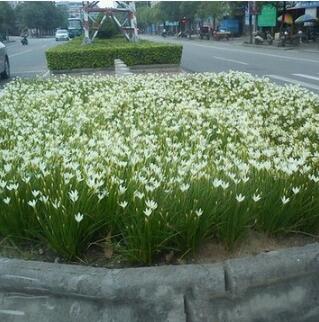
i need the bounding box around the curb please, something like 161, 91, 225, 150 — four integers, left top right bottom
49, 67, 114, 76
49, 64, 182, 77
0, 243, 318, 321
242, 43, 295, 51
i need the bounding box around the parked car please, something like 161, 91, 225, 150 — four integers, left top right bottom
0, 41, 10, 79
55, 29, 69, 41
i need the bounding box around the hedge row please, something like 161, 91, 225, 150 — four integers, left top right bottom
46, 38, 183, 70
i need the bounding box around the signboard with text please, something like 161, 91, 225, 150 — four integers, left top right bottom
258, 4, 277, 27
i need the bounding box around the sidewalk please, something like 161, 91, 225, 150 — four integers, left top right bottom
145, 33, 319, 53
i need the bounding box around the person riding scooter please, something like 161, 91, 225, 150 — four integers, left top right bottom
21, 35, 28, 45
21, 30, 28, 45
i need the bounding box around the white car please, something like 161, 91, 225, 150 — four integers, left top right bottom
55, 29, 69, 41
0, 41, 10, 79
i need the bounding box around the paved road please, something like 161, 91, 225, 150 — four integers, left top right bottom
143, 35, 319, 94
5, 37, 57, 78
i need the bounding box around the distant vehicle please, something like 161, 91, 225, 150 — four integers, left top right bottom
0, 41, 10, 79
68, 18, 82, 38
219, 19, 240, 36
55, 29, 69, 41
199, 26, 210, 40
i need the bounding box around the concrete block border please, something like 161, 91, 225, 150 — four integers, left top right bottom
49, 63, 183, 77
0, 243, 318, 321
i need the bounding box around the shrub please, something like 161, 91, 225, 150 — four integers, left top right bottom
46, 38, 183, 70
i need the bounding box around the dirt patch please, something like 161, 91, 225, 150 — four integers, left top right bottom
191, 231, 318, 265
0, 231, 317, 268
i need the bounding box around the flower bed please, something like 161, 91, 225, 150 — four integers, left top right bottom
45, 38, 183, 70
0, 72, 319, 264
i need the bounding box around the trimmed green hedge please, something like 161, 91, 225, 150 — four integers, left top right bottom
46, 38, 183, 70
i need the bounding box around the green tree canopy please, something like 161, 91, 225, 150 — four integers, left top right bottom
16, 1, 67, 33
0, 2, 15, 38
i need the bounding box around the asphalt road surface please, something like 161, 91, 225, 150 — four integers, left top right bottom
143, 35, 319, 94
1, 36, 319, 95
5, 37, 57, 78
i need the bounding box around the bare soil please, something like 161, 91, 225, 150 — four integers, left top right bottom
0, 231, 317, 268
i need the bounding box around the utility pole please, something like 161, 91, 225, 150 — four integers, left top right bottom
249, 2, 253, 44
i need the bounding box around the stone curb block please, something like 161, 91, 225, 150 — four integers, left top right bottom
49, 64, 182, 76
0, 243, 318, 321
224, 242, 319, 294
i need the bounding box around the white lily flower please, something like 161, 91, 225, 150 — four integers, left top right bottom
195, 208, 203, 217
68, 189, 79, 203
119, 201, 128, 209
281, 196, 290, 205
143, 208, 152, 217
74, 212, 84, 223
28, 199, 37, 208
3, 197, 10, 205
236, 194, 245, 203
145, 199, 157, 210
252, 194, 262, 202
292, 187, 300, 195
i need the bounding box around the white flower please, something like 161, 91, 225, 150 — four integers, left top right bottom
281, 196, 290, 205
145, 199, 157, 210
143, 208, 152, 217
6, 183, 19, 191
212, 179, 222, 188
74, 212, 84, 223
134, 191, 144, 200
40, 195, 49, 204
195, 208, 203, 217
292, 186, 300, 195
28, 199, 37, 208
180, 183, 190, 192
0, 180, 6, 189
221, 181, 229, 190
236, 194, 245, 203
252, 194, 261, 202
118, 185, 127, 195
68, 189, 79, 203
119, 201, 128, 209
32, 190, 41, 198
3, 197, 10, 205
97, 190, 108, 201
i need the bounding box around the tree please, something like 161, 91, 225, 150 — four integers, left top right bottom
197, 2, 228, 29
0, 2, 15, 40
15, 2, 68, 35
136, 5, 154, 29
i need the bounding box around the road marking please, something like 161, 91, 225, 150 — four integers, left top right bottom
266, 74, 319, 91
292, 74, 319, 81
9, 49, 33, 58
212, 56, 248, 65
190, 43, 319, 64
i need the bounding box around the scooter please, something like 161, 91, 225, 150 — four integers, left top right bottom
21, 36, 28, 46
